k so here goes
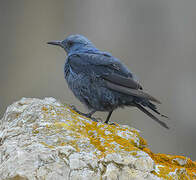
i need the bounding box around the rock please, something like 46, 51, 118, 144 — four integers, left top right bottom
0, 97, 195, 180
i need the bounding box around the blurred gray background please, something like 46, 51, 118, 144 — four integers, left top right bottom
0, 0, 196, 159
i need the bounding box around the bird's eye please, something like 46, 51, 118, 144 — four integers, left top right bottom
67, 41, 73, 47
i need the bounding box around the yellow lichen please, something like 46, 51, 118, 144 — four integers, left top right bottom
32, 129, 39, 134
39, 104, 196, 179
40, 142, 54, 149
42, 106, 48, 111
142, 147, 196, 179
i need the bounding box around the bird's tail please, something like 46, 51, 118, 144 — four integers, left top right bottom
133, 102, 169, 129
147, 103, 168, 118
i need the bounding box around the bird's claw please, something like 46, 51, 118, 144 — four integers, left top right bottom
70, 105, 85, 116
70, 105, 78, 111
90, 117, 99, 122
69, 105, 99, 122
104, 121, 118, 126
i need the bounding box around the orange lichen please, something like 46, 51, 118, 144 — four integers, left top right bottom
42, 106, 48, 111
142, 147, 196, 179
40, 142, 54, 149
39, 104, 196, 179
41, 106, 143, 158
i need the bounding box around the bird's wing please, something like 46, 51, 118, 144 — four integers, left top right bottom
103, 73, 142, 90
105, 81, 161, 104
68, 53, 133, 77
68, 53, 161, 104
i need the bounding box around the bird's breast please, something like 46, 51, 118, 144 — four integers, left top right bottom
64, 63, 70, 79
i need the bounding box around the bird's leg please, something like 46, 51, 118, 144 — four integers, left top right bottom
104, 110, 113, 124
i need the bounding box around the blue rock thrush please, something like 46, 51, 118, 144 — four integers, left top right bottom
47, 34, 169, 129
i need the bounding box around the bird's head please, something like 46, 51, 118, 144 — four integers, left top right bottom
47, 34, 95, 54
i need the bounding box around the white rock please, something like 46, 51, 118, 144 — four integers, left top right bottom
1, 97, 193, 180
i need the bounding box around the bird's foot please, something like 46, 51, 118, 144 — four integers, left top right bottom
82, 114, 99, 122
70, 105, 79, 112
70, 105, 98, 122
110, 122, 119, 126
70, 105, 87, 117
90, 117, 99, 122
104, 121, 118, 126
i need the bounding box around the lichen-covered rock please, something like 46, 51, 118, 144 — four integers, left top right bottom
0, 97, 195, 180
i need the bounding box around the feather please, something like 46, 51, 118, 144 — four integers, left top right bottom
102, 73, 142, 90
133, 103, 169, 129
106, 81, 161, 104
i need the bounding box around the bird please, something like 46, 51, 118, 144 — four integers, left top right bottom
47, 34, 169, 129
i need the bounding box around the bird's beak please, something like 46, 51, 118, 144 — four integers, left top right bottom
47, 40, 63, 47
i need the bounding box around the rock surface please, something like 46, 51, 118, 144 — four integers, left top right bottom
0, 97, 195, 180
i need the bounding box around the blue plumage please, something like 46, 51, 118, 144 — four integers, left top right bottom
47, 34, 169, 129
